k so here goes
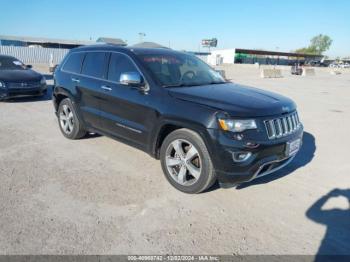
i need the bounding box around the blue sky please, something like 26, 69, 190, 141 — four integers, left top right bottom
0, 0, 349, 57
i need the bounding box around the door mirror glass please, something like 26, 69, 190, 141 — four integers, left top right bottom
120, 72, 143, 86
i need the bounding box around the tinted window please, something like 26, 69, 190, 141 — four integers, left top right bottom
107, 53, 138, 82
63, 52, 84, 73
81, 52, 107, 78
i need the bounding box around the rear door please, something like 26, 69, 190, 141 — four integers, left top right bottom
99, 52, 156, 148
78, 51, 108, 128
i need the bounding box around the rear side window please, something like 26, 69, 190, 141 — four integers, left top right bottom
107, 53, 138, 82
81, 52, 107, 78
62, 52, 84, 73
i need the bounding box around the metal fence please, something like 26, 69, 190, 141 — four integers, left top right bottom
0, 46, 69, 64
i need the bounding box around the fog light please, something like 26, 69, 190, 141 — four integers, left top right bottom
233, 133, 244, 140
0, 81, 6, 89
245, 142, 259, 148
232, 152, 252, 162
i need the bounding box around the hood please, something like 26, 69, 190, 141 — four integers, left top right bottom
0, 69, 42, 82
168, 83, 296, 117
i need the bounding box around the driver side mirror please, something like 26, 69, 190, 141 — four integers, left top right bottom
120, 72, 143, 86
26, 64, 32, 69
120, 72, 149, 92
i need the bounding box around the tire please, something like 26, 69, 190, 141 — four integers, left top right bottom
57, 98, 86, 139
160, 128, 217, 194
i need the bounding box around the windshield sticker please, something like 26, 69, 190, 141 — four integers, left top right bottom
13, 61, 23, 66
143, 56, 181, 64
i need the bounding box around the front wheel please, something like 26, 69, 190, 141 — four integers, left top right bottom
160, 129, 217, 194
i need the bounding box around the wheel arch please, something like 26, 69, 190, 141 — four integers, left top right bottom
152, 119, 215, 160
53, 86, 76, 112
53, 86, 87, 130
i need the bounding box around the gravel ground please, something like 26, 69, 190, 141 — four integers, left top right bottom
0, 68, 349, 255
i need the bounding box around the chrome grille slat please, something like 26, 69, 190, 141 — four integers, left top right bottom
264, 112, 301, 139
292, 115, 297, 130
295, 113, 300, 125
269, 120, 276, 139
275, 119, 283, 138
288, 116, 293, 132
282, 118, 288, 134
296, 112, 300, 125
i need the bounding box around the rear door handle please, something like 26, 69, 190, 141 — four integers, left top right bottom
101, 85, 112, 91
71, 78, 80, 83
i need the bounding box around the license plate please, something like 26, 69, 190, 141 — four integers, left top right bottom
286, 139, 301, 156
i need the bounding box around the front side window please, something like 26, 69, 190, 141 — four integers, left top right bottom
0, 56, 26, 70
107, 53, 138, 82
81, 52, 107, 78
136, 52, 225, 87
62, 52, 85, 74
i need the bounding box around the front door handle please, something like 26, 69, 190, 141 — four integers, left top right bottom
101, 85, 112, 91
71, 78, 80, 83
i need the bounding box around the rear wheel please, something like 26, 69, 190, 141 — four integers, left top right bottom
58, 98, 86, 139
160, 128, 216, 194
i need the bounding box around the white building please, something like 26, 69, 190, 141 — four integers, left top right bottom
207, 49, 236, 66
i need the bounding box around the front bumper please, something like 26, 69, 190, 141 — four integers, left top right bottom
0, 84, 47, 100
207, 125, 304, 185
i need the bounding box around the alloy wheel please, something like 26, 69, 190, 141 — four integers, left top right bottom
165, 139, 202, 186
59, 104, 74, 135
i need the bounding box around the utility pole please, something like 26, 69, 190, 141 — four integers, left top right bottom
138, 32, 146, 43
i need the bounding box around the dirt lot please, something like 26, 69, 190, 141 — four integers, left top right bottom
0, 67, 349, 255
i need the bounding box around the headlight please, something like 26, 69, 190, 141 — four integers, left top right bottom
0, 81, 6, 89
218, 119, 257, 132
40, 76, 46, 85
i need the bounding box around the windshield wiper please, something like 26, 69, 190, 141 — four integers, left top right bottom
207, 81, 228, 85
163, 81, 228, 88
162, 83, 203, 88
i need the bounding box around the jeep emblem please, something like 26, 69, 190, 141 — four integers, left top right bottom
282, 106, 290, 112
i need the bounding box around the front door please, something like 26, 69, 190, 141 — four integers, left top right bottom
99, 52, 157, 148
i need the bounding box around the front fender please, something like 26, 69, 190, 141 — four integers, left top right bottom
150, 117, 217, 161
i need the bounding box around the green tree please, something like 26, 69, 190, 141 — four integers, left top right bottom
295, 34, 332, 55
310, 34, 332, 54
295, 47, 316, 55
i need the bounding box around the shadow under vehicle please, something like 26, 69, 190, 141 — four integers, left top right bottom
235, 131, 315, 190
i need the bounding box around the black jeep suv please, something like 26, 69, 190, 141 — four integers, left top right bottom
53, 45, 303, 193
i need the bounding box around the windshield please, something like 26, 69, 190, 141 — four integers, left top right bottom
0, 57, 26, 70
137, 52, 225, 87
